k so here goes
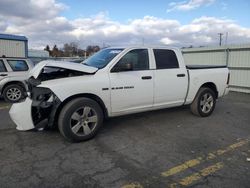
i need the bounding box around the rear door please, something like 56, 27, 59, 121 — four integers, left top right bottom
109, 48, 154, 114
152, 49, 188, 107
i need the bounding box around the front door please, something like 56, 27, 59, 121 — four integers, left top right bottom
109, 49, 154, 114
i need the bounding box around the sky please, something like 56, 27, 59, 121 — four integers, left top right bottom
0, 0, 250, 49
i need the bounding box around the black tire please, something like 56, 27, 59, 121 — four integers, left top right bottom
2, 84, 25, 103
58, 97, 103, 142
190, 87, 216, 117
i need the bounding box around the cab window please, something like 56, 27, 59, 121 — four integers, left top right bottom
153, 49, 179, 69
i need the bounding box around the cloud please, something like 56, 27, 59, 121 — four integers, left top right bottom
0, 17, 7, 31
0, 0, 67, 21
167, 0, 215, 12
0, 0, 250, 49
160, 37, 177, 45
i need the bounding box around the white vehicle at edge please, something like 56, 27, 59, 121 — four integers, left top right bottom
9, 46, 230, 142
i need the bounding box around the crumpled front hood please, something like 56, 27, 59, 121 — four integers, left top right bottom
30, 60, 98, 79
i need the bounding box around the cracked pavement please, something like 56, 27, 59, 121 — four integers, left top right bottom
0, 92, 250, 188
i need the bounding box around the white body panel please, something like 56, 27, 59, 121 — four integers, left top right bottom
9, 46, 229, 131
109, 70, 154, 115
151, 48, 189, 107
39, 71, 111, 111
185, 68, 229, 104
153, 68, 188, 107
9, 98, 34, 130
30, 60, 98, 78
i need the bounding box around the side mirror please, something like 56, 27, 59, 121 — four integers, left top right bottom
111, 62, 133, 72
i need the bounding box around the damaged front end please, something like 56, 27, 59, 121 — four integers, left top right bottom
9, 60, 98, 131
10, 77, 62, 130
29, 79, 61, 129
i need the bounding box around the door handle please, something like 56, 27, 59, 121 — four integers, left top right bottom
177, 74, 185, 77
141, 76, 152, 80
0, 73, 8, 76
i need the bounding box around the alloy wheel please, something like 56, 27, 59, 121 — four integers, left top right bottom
70, 106, 98, 136
6, 88, 22, 101
200, 93, 214, 113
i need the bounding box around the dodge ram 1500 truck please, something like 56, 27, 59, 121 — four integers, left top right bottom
9, 46, 230, 142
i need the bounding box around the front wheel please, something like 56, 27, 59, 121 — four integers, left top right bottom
58, 97, 104, 142
190, 87, 216, 117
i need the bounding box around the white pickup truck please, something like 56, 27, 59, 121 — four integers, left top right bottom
9, 46, 230, 142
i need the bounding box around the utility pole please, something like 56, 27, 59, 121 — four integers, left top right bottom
225, 32, 228, 46
218, 33, 223, 46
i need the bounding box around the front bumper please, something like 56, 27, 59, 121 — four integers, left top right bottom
9, 86, 61, 131
9, 97, 35, 131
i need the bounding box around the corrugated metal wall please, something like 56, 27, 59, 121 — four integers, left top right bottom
182, 44, 250, 93
0, 39, 26, 58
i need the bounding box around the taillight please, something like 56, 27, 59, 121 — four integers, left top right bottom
226, 73, 230, 85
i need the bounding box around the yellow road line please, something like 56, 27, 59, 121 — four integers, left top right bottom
161, 157, 202, 177
124, 139, 249, 188
170, 162, 223, 187
121, 182, 143, 188
162, 139, 249, 177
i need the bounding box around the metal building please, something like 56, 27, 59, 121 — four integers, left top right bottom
0, 33, 28, 58
182, 44, 250, 93
28, 49, 49, 58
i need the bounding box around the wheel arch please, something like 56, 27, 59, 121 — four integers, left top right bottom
54, 93, 108, 126
200, 82, 218, 98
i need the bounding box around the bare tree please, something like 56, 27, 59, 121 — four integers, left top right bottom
86, 45, 100, 56
51, 45, 59, 57
44, 45, 51, 56
44, 42, 97, 57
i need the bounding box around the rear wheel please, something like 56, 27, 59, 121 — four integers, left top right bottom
58, 97, 103, 142
3, 84, 25, 103
190, 87, 216, 117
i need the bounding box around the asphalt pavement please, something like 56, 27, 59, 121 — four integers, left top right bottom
0, 92, 249, 188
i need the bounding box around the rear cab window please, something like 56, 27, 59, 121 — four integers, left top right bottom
7, 60, 29, 71
153, 49, 179, 69
0, 60, 7, 72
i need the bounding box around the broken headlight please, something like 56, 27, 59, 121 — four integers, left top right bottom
31, 87, 52, 102
31, 87, 61, 129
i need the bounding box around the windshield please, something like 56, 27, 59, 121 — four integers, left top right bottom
83, 48, 124, 68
